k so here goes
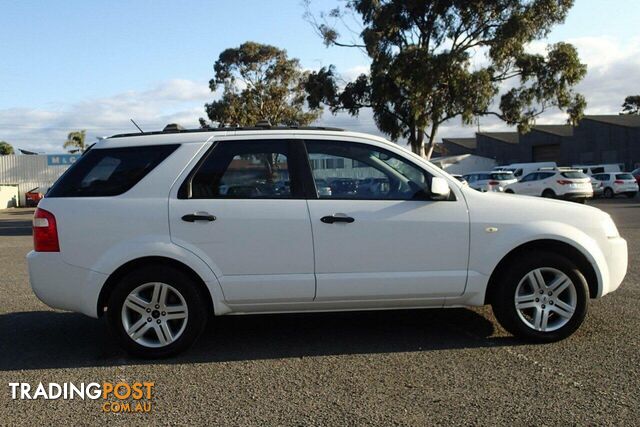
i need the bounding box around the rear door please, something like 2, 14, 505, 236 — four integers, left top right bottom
303, 139, 469, 302
169, 138, 316, 305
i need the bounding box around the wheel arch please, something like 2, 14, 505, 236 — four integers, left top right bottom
484, 239, 599, 305
97, 256, 215, 317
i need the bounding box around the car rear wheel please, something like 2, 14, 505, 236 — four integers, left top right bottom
505, 189, 514, 194
491, 251, 589, 342
604, 187, 614, 198
542, 189, 555, 198
107, 265, 208, 358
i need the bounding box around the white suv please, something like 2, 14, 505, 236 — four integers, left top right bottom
463, 171, 517, 192
591, 173, 639, 198
28, 126, 627, 357
504, 169, 593, 202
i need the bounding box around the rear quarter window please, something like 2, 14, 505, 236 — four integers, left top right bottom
47, 144, 179, 197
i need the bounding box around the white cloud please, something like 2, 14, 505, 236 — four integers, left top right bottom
0, 79, 213, 153
2, 35, 639, 153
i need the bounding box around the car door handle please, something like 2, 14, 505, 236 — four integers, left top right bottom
182, 213, 216, 222
320, 215, 355, 224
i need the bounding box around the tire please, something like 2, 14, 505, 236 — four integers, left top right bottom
604, 187, 614, 199
107, 265, 208, 358
505, 189, 514, 194
491, 251, 589, 342
542, 189, 555, 198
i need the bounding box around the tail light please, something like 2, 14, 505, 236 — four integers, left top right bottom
614, 180, 624, 184
557, 180, 572, 185
33, 208, 60, 252
488, 181, 499, 185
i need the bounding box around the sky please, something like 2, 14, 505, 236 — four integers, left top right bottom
1, 0, 639, 153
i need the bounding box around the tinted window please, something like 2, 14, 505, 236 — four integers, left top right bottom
561, 171, 588, 179
491, 173, 514, 180
592, 174, 607, 181
478, 174, 491, 181
305, 140, 433, 200
519, 173, 536, 182
590, 167, 605, 174
48, 145, 178, 197
185, 140, 298, 199
538, 172, 555, 180
616, 173, 634, 180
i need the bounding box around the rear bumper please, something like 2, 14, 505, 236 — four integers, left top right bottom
27, 251, 107, 318
559, 192, 592, 200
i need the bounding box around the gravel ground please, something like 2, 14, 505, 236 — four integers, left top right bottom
0, 198, 638, 425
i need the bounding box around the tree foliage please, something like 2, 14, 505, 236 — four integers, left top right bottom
203, 42, 322, 127
621, 95, 640, 115
63, 130, 86, 153
0, 141, 14, 155
304, 0, 587, 158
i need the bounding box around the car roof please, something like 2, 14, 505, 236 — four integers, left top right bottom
94, 126, 396, 150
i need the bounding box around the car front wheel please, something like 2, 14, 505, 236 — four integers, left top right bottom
491, 251, 589, 342
107, 265, 208, 358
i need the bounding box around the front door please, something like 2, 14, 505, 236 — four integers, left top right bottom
303, 139, 470, 302
169, 139, 316, 305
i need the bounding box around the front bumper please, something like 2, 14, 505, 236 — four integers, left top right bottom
601, 237, 628, 297
27, 251, 107, 318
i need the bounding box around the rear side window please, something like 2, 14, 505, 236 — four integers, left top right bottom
182, 140, 301, 199
561, 171, 588, 179
48, 145, 178, 197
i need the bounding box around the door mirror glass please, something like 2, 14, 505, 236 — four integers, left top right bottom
430, 177, 450, 200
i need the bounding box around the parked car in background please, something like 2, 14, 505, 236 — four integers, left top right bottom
504, 168, 593, 203
25, 187, 46, 207
314, 179, 332, 197
27, 125, 627, 357
328, 178, 358, 196
590, 177, 604, 198
463, 171, 517, 192
631, 168, 640, 185
358, 177, 390, 196
450, 174, 468, 186
573, 164, 624, 175
493, 162, 557, 179
591, 173, 639, 198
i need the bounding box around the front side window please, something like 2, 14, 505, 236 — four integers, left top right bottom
305, 140, 432, 200
184, 140, 298, 199
48, 144, 179, 197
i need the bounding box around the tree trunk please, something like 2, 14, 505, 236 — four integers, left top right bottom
409, 130, 426, 157
424, 123, 440, 160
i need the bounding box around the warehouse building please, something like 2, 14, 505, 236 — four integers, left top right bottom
0, 154, 79, 207
441, 115, 640, 170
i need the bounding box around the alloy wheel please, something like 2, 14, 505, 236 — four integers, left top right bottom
514, 267, 577, 332
121, 282, 189, 348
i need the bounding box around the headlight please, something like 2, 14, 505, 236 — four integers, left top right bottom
602, 216, 620, 238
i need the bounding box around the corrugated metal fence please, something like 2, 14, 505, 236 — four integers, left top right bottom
0, 155, 74, 206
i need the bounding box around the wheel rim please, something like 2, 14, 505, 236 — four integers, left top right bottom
514, 267, 577, 332
121, 282, 189, 348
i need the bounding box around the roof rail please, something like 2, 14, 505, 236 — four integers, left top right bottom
109, 123, 345, 139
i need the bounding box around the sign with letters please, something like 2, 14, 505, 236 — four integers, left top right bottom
47, 154, 80, 166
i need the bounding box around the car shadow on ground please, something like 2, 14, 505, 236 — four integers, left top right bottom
0, 308, 521, 371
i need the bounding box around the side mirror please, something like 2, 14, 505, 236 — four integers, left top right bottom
430, 177, 451, 201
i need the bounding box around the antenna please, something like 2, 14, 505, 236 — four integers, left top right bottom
130, 119, 144, 133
